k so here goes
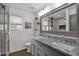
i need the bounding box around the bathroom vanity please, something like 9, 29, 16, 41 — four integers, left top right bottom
32, 3, 79, 56
32, 34, 78, 56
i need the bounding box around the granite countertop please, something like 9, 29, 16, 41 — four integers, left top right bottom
32, 36, 79, 56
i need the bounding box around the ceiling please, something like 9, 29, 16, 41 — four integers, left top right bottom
5, 3, 52, 13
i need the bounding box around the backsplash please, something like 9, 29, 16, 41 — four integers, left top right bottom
40, 33, 78, 47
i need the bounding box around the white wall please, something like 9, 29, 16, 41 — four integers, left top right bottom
9, 8, 36, 53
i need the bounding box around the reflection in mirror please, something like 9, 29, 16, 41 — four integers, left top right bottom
69, 14, 77, 32
68, 7, 77, 32
50, 9, 66, 32
41, 4, 77, 33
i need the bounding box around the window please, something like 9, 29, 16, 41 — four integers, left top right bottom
0, 24, 3, 30
10, 16, 22, 31
0, 14, 8, 31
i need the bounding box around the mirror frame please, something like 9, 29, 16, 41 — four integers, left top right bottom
40, 3, 79, 37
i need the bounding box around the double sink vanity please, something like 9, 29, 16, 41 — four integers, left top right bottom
32, 34, 79, 56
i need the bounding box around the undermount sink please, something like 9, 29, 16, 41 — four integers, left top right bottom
51, 42, 75, 51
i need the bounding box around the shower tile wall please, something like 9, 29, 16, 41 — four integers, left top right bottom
33, 17, 40, 36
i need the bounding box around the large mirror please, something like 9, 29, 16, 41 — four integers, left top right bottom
41, 4, 78, 33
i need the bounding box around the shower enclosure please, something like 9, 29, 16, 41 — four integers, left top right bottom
0, 4, 9, 56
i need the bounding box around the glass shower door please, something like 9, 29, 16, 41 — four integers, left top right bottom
0, 4, 9, 56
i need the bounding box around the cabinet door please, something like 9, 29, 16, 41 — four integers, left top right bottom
34, 41, 39, 56
38, 43, 45, 56
31, 40, 39, 56
32, 44, 35, 56
31, 40, 36, 56
43, 44, 63, 56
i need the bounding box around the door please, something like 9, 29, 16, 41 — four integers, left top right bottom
0, 4, 9, 56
